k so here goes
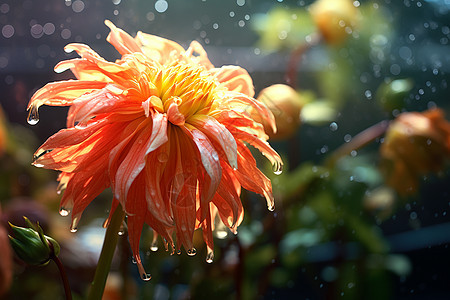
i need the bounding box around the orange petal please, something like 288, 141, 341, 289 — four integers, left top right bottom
135, 31, 185, 64
28, 80, 106, 110
189, 115, 238, 169
114, 112, 168, 202
210, 66, 255, 97
105, 20, 142, 55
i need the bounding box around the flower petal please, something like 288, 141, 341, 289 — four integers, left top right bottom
114, 112, 168, 203
27, 80, 106, 111
105, 20, 142, 55
189, 115, 238, 170
210, 66, 255, 97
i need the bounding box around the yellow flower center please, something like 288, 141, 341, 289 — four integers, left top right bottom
141, 61, 220, 125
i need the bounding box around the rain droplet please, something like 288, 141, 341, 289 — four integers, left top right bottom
150, 241, 158, 252
206, 251, 214, 263
187, 248, 197, 256
27, 105, 40, 125
329, 122, 338, 131
155, 0, 168, 13
157, 152, 168, 163
59, 208, 70, 217
344, 134, 352, 143
70, 217, 78, 232
273, 162, 283, 175
140, 272, 152, 281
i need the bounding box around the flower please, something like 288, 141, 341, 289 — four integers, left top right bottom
28, 21, 282, 278
380, 109, 450, 196
256, 84, 304, 140
309, 0, 358, 45
8, 217, 60, 266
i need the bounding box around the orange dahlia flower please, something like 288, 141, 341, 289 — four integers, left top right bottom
380, 109, 450, 196
28, 21, 282, 278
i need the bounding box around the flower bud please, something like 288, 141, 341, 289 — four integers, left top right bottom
8, 217, 60, 266
309, 0, 358, 45
256, 84, 305, 140
380, 109, 450, 196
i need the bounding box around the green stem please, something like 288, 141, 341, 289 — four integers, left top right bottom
52, 255, 72, 300
87, 205, 125, 300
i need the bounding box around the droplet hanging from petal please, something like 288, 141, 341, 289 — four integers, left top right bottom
206, 249, 214, 263
272, 160, 283, 175
70, 217, 79, 233
27, 104, 40, 125
59, 208, 70, 217
187, 248, 197, 256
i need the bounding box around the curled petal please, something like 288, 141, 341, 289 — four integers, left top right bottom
234, 141, 275, 211
185, 41, 214, 70
135, 31, 185, 64
211, 66, 255, 97
105, 20, 142, 55
28, 80, 106, 111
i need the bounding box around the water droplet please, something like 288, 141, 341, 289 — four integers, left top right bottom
150, 241, 158, 252
27, 105, 40, 125
118, 229, 124, 236
140, 272, 152, 281
206, 251, 214, 263
59, 208, 70, 217
273, 162, 283, 175
70, 217, 78, 232
155, 0, 168, 13
329, 122, 338, 131
157, 152, 168, 163
187, 248, 197, 256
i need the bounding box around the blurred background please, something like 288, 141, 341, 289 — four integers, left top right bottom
0, 0, 449, 299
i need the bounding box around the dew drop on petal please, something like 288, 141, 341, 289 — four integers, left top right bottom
206, 250, 214, 263
140, 272, 152, 281
187, 248, 197, 256
27, 105, 40, 125
150, 241, 158, 252
59, 208, 70, 217
70, 217, 79, 232
273, 162, 283, 175
157, 152, 168, 163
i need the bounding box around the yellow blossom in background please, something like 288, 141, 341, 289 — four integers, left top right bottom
256, 84, 305, 140
380, 109, 450, 196
309, 0, 359, 45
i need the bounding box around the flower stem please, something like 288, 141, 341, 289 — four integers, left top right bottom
87, 205, 125, 300
326, 120, 390, 167
52, 255, 72, 300
285, 33, 321, 89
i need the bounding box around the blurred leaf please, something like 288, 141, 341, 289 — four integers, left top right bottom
300, 101, 339, 126
376, 78, 414, 112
